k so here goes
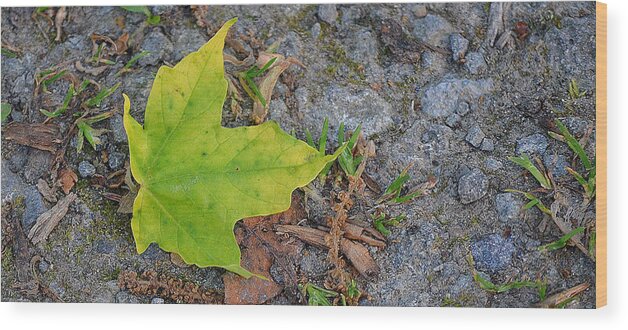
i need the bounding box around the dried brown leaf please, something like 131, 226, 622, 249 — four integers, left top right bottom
3, 122, 62, 152
57, 167, 78, 194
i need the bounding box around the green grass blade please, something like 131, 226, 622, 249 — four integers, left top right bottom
1, 103, 12, 123
539, 227, 585, 252
509, 154, 552, 189
86, 82, 120, 108
318, 117, 329, 155
554, 119, 592, 170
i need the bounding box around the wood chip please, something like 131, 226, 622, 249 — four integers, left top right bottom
36, 179, 58, 203
276, 224, 380, 279
3, 122, 62, 152
57, 167, 78, 194
28, 193, 77, 244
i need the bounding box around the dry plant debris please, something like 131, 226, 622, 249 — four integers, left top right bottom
3, 122, 62, 152
28, 193, 77, 244
223, 194, 306, 305
117, 270, 223, 304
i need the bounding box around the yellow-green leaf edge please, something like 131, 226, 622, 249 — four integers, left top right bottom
123, 18, 342, 278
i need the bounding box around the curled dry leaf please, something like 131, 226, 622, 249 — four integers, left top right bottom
57, 167, 78, 194
251, 54, 301, 124
54, 7, 67, 42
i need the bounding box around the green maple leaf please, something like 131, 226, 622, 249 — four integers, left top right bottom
123, 18, 341, 277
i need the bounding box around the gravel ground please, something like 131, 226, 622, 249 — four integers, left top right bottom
1, 2, 597, 307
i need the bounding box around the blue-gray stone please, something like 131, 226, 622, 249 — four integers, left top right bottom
471, 234, 515, 273
516, 133, 548, 155
78, 161, 96, 178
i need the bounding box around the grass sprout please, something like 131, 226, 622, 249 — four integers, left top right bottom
120, 6, 160, 25
116, 50, 151, 77
371, 213, 406, 237
538, 227, 585, 252
337, 123, 362, 177
509, 154, 552, 189
86, 82, 121, 108
76, 112, 113, 152
504, 189, 552, 215
40, 84, 75, 118
239, 57, 277, 108
568, 79, 586, 99
299, 283, 343, 306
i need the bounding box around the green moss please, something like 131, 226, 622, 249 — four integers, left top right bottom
286, 5, 316, 35
1, 245, 14, 271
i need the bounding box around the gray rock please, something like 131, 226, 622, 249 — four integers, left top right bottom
516, 133, 549, 155
561, 117, 589, 137
78, 161, 96, 178
344, 28, 383, 80
22, 187, 47, 231
171, 27, 207, 62
151, 297, 165, 304
311, 22, 321, 40
318, 4, 338, 25
38, 259, 50, 273
299, 247, 327, 277
485, 157, 503, 170
412, 14, 454, 48
2, 164, 48, 231
495, 193, 521, 222
297, 86, 394, 136
445, 113, 461, 128
109, 114, 127, 144
421, 79, 493, 117
471, 234, 515, 273
138, 29, 174, 66
116, 291, 140, 304
464, 52, 488, 75
456, 101, 471, 116
108, 152, 126, 170
23, 150, 52, 184
458, 168, 489, 204
8, 146, 28, 173
543, 153, 569, 177
94, 239, 115, 254
412, 4, 428, 18
449, 33, 469, 62
421, 51, 448, 74
141, 243, 169, 261
465, 124, 485, 148
480, 138, 495, 151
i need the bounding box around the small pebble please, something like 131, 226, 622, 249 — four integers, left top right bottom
108, 152, 126, 170
465, 124, 485, 148
78, 161, 96, 178
151, 297, 165, 304
480, 138, 495, 151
